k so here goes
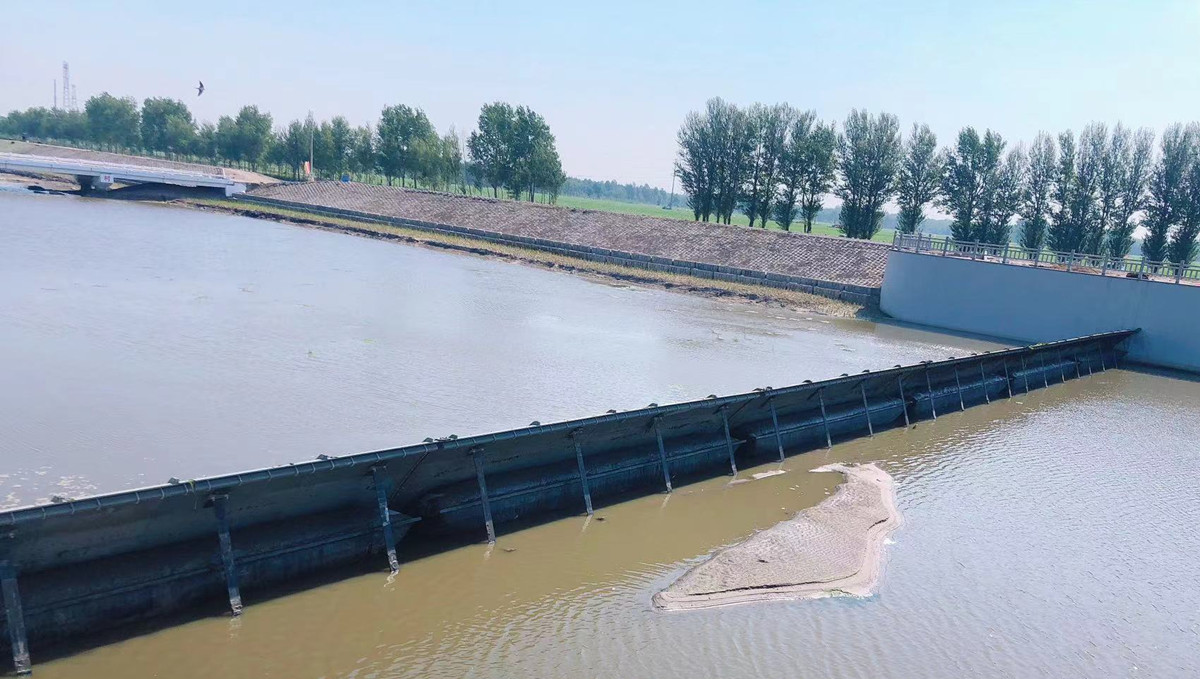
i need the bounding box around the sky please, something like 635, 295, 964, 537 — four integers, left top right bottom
3, 0, 1200, 189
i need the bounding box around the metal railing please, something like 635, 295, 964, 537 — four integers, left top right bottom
892, 232, 1200, 285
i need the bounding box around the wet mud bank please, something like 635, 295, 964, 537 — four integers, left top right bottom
653, 463, 899, 610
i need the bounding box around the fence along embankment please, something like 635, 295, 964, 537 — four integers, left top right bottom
0, 330, 1135, 673
239, 182, 889, 304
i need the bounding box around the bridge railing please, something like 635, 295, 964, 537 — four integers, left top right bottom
892, 232, 1200, 285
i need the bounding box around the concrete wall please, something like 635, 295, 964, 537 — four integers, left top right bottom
881, 251, 1200, 373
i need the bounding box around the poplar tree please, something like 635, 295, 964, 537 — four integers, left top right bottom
836, 110, 900, 239
895, 123, 941, 234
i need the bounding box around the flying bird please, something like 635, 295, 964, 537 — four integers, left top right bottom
196, 81, 205, 97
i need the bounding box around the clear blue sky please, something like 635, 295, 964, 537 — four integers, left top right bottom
3, 0, 1198, 188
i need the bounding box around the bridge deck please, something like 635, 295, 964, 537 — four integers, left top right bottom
0, 153, 246, 196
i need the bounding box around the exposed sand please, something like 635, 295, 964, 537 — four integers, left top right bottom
653, 463, 900, 611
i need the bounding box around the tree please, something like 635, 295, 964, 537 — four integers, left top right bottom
351, 125, 375, 177
773, 110, 816, 231
140, 98, 195, 154
1077, 123, 1109, 255
796, 123, 838, 233
709, 99, 752, 224
740, 104, 788, 228
1167, 123, 1200, 266
326, 116, 353, 178
976, 147, 1025, 245
468, 102, 515, 197
895, 123, 941, 234
194, 122, 218, 160
1048, 127, 1102, 254
675, 109, 714, 221
508, 105, 562, 200
836, 110, 900, 239
85, 93, 140, 150
275, 120, 309, 179
377, 104, 434, 186
1019, 132, 1057, 250
1105, 127, 1154, 258
231, 105, 273, 169
940, 128, 1004, 242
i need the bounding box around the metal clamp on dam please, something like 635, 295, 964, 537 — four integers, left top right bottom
0, 329, 1134, 674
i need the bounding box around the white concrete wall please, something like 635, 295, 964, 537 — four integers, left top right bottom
881, 251, 1200, 373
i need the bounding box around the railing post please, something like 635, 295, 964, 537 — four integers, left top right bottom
1175, 263, 1183, 284
978, 361, 990, 403
925, 367, 938, 419
953, 365, 965, 411
653, 418, 673, 493
859, 382, 874, 436
1101, 256, 1109, 276
569, 430, 594, 516
211, 494, 243, 616
817, 388, 833, 448
719, 407, 738, 476
1001, 243, 1009, 264
897, 375, 910, 427
1, 562, 31, 676
370, 465, 399, 573
1066, 251, 1075, 272
942, 238, 949, 257
470, 446, 496, 544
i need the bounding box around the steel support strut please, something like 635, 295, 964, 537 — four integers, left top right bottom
768, 400, 785, 461
897, 376, 911, 427
570, 430, 593, 516
720, 407, 738, 475
370, 465, 399, 573
859, 383, 874, 436
817, 388, 833, 448
1002, 360, 1013, 398
654, 419, 673, 493
925, 367, 938, 419
979, 361, 990, 403
954, 365, 965, 411
471, 447, 496, 543
211, 494, 242, 615
1, 562, 31, 676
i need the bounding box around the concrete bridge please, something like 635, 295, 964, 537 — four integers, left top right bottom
0, 330, 1135, 674
0, 153, 247, 196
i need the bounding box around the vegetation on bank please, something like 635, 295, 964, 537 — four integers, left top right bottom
189, 198, 865, 316
0, 96, 566, 201
674, 99, 1200, 265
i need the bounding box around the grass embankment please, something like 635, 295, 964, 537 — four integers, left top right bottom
554, 195, 896, 243
188, 198, 867, 317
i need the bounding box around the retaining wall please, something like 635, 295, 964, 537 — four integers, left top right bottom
881, 250, 1200, 372
0, 331, 1134, 673
238, 182, 889, 305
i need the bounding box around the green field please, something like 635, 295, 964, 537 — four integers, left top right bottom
553, 195, 896, 243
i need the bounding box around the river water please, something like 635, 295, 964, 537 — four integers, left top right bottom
3, 191, 1199, 678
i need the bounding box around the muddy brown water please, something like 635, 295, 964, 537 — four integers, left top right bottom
4, 191, 1199, 678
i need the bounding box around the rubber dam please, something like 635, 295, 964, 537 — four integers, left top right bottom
0, 330, 1134, 674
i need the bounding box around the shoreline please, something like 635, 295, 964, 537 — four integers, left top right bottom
185, 197, 874, 319
0, 169, 873, 318
653, 462, 901, 611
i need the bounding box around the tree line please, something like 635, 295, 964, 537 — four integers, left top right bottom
676, 98, 1200, 265
0, 94, 565, 201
